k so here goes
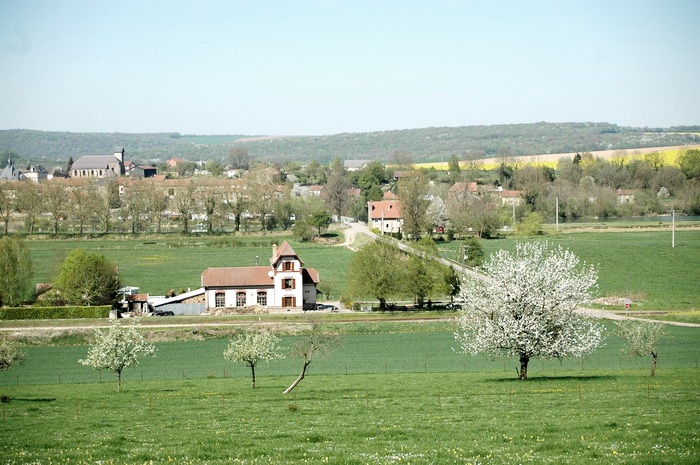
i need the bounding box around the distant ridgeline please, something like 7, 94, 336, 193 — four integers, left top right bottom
1, 123, 698, 166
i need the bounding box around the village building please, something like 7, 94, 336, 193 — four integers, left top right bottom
0, 158, 26, 181
616, 189, 636, 204
499, 189, 524, 206
343, 159, 372, 171
23, 165, 48, 183
70, 149, 126, 178
448, 181, 478, 201
201, 241, 319, 311
367, 199, 403, 234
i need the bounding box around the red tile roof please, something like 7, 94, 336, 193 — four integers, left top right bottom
303, 268, 320, 284
368, 200, 402, 220
270, 241, 301, 265
201, 266, 274, 288
201, 265, 320, 287
500, 190, 523, 198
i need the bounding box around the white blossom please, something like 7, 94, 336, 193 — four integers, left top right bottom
224, 330, 283, 388
455, 241, 603, 378
79, 320, 155, 391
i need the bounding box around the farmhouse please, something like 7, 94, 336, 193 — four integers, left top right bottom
201, 241, 319, 311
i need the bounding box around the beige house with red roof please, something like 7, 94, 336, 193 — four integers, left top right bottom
201, 241, 319, 311
367, 199, 403, 234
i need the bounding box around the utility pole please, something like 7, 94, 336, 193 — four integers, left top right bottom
672, 209, 675, 248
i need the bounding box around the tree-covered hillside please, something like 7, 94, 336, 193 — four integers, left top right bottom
1, 123, 698, 166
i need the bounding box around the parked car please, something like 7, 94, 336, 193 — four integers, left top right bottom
315, 303, 337, 311
153, 310, 175, 316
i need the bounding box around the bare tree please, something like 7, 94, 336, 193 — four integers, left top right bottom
121, 182, 147, 233
173, 181, 196, 233
228, 145, 251, 170
16, 181, 43, 233
70, 182, 100, 234
284, 320, 341, 394
197, 184, 219, 233
390, 149, 414, 171
43, 183, 67, 234
397, 171, 429, 240
325, 159, 351, 221
247, 169, 276, 231
0, 183, 14, 234
223, 190, 248, 232
143, 180, 167, 233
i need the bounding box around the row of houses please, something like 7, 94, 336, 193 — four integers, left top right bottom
1, 150, 157, 184
366, 181, 636, 236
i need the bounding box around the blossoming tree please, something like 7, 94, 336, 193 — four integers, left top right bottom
0, 337, 26, 371
615, 320, 665, 377
224, 330, 284, 388
79, 320, 156, 391
455, 241, 603, 379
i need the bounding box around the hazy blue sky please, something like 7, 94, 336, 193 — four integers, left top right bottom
1, 0, 698, 135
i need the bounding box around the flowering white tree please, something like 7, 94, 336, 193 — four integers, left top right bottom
615, 320, 665, 377
0, 337, 26, 371
224, 331, 284, 388
79, 320, 156, 391
426, 196, 449, 234
455, 241, 603, 379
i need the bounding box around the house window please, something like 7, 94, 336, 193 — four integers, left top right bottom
215, 292, 225, 307
236, 292, 246, 307
282, 296, 296, 307
283, 278, 295, 289
257, 291, 267, 306
283, 261, 293, 271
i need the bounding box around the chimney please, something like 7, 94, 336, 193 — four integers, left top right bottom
272, 243, 277, 257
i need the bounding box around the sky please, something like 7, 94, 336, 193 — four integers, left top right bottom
1, 0, 698, 136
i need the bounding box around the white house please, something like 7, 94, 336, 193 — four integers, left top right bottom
201, 241, 319, 311
367, 199, 403, 234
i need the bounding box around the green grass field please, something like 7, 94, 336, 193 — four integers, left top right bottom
439, 230, 700, 311
1, 323, 699, 464
25, 234, 353, 298
21, 228, 700, 310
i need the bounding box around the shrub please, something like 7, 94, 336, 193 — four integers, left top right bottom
0, 306, 111, 320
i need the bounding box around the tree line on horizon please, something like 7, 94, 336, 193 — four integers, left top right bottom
1, 122, 698, 168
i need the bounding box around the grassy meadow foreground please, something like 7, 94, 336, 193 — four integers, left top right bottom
1, 324, 699, 464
